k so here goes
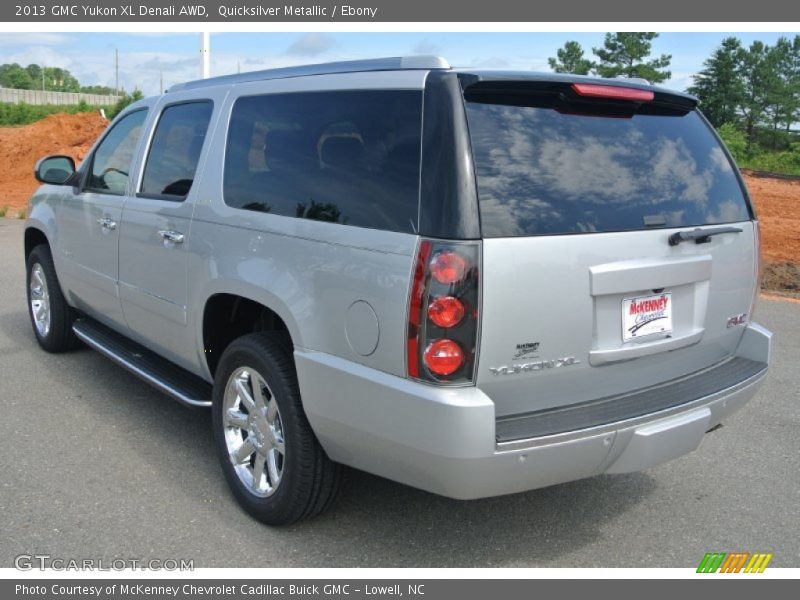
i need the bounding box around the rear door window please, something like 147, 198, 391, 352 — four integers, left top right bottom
140, 101, 213, 200
464, 96, 750, 237
223, 90, 422, 234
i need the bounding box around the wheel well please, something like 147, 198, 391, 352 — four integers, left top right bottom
202, 294, 291, 377
24, 228, 49, 260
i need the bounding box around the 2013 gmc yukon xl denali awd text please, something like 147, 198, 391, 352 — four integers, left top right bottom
23, 57, 771, 525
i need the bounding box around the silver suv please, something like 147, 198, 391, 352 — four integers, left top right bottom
25, 57, 771, 524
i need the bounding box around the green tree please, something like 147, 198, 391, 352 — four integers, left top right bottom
548, 41, 593, 75
0, 63, 34, 89
80, 84, 117, 95
25, 64, 44, 89
771, 35, 800, 134
0, 63, 86, 92
717, 123, 748, 163
592, 32, 672, 83
46, 67, 80, 92
739, 41, 776, 150
107, 89, 144, 120
688, 37, 746, 128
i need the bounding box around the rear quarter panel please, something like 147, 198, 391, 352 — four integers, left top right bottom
186, 72, 427, 381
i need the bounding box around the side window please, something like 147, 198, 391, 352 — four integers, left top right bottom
139, 101, 213, 200
84, 109, 147, 195
223, 90, 422, 234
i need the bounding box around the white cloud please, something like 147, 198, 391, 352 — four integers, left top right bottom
0, 33, 74, 47
3, 46, 73, 69
469, 56, 510, 68
664, 70, 695, 93
285, 33, 336, 57
412, 39, 441, 55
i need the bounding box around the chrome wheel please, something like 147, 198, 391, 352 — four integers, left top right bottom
223, 366, 285, 497
29, 263, 51, 338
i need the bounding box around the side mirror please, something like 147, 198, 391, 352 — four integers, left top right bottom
34, 155, 76, 185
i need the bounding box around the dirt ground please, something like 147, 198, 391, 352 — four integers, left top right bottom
0, 111, 108, 213
744, 172, 800, 264
0, 113, 798, 295
743, 172, 800, 298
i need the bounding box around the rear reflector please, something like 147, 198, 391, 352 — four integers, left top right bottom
430, 251, 469, 285
424, 339, 465, 376
571, 83, 654, 102
428, 296, 466, 328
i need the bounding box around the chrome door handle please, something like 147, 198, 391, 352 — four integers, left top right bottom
97, 217, 117, 231
158, 230, 185, 244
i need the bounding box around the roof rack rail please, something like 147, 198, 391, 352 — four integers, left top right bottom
168, 56, 450, 93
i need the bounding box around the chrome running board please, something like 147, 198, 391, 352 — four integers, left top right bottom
73, 318, 212, 408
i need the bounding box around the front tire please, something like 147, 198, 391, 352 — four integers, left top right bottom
212, 332, 341, 525
26, 244, 80, 353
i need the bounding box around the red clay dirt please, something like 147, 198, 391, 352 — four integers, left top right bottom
0, 112, 108, 211
742, 173, 800, 298
0, 114, 798, 295
743, 173, 800, 264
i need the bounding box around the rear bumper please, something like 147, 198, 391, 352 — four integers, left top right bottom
296, 322, 771, 500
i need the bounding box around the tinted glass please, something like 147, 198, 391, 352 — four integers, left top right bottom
224, 90, 422, 233
465, 101, 750, 237
140, 101, 213, 199
85, 109, 147, 195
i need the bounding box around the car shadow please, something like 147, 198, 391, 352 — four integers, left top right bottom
1, 308, 657, 568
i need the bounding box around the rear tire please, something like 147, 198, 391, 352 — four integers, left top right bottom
212, 332, 341, 525
26, 244, 80, 353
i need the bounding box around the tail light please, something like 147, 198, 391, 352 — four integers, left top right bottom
427, 296, 465, 328
571, 83, 654, 102
430, 252, 468, 284
407, 239, 480, 384
424, 339, 464, 376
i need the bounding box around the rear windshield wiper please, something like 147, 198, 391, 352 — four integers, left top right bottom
668, 226, 743, 246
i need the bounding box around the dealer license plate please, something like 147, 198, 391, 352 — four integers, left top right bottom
622, 292, 673, 342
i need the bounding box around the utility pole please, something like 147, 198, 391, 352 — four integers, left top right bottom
237, 60, 240, 74
160, 71, 164, 94
201, 32, 210, 79
41, 64, 45, 91
115, 48, 119, 95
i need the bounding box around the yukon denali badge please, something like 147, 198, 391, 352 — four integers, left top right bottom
489, 356, 581, 376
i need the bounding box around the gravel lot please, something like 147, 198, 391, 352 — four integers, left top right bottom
0, 218, 797, 568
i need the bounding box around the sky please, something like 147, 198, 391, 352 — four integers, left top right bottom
0, 31, 796, 97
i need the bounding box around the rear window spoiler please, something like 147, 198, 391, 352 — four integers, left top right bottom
458, 72, 698, 112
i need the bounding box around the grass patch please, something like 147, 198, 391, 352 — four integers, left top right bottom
739, 153, 800, 177
0, 206, 7, 217
0, 101, 111, 126
718, 124, 800, 177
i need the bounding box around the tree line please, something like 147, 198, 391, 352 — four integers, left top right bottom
688, 36, 799, 150
549, 33, 800, 174
549, 33, 672, 83
0, 89, 143, 126
0, 63, 116, 95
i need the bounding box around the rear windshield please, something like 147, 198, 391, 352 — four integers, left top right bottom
464, 97, 751, 237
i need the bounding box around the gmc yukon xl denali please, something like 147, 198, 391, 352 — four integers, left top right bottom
24, 57, 771, 524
